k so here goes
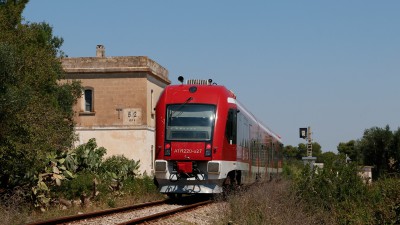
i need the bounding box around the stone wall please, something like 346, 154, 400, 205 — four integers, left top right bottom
61, 53, 170, 174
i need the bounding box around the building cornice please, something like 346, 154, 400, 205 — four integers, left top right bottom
75, 125, 155, 131
61, 56, 170, 84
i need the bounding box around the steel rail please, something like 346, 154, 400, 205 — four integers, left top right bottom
116, 199, 213, 225
26, 199, 169, 225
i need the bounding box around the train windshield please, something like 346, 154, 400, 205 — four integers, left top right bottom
166, 104, 216, 141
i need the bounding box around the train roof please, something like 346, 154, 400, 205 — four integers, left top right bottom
162, 79, 283, 143
235, 99, 283, 143
162, 83, 236, 102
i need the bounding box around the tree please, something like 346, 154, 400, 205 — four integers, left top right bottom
337, 140, 362, 164
359, 125, 393, 178
283, 142, 323, 161
297, 142, 322, 159
0, 1, 81, 190
318, 151, 338, 166
283, 145, 299, 160
311, 142, 322, 159
390, 128, 400, 172
297, 143, 307, 158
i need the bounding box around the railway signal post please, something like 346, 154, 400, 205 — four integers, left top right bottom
299, 127, 317, 168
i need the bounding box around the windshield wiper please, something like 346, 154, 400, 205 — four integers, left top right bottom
171, 97, 193, 118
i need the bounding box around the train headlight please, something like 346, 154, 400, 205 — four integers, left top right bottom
207, 162, 220, 173
155, 160, 167, 172
205, 143, 212, 157
164, 143, 171, 156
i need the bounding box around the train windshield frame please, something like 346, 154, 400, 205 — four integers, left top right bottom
166, 104, 216, 141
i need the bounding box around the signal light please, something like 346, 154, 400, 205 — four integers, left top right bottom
178, 76, 184, 84
164, 143, 171, 156
189, 86, 197, 93
205, 143, 212, 157
299, 128, 308, 139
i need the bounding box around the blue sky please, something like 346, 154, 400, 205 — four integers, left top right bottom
23, 1, 400, 152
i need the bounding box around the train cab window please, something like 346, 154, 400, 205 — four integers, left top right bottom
166, 104, 216, 141
225, 108, 237, 144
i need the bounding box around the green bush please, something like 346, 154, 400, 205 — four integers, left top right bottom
100, 155, 140, 179
73, 138, 107, 173
54, 172, 99, 200
294, 162, 367, 211
293, 161, 400, 224
123, 175, 158, 195
282, 159, 303, 179
369, 178, 400, 224
98, 155, 140, 193
53, 154, 141, 201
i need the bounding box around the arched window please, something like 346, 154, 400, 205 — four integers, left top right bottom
84, 89, 93, 112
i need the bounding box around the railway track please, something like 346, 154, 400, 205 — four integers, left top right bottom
27, 196, 213, 225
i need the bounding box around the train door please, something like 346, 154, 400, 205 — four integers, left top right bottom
236, 111, 251, 183
224, 108, 237, 161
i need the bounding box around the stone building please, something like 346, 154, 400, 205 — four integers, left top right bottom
61, 45, 170, 175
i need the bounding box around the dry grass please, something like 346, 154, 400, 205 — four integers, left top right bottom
0, 191, 164, 225
216, 180, 335, 225
0, 175, 165, 225
0, 190, 31, 225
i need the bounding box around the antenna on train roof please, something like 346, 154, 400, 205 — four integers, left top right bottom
178, 76, 184, 84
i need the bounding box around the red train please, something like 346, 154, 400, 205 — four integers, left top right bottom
154, 77, 283, 196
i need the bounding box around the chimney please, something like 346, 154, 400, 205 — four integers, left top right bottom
96, 45, 105, 57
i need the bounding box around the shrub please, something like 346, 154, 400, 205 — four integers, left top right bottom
54, 172, 99, 200
100, 155, 140, 179
293, 162, 367, 212
219, 180, 334, 225
0, 189, 30, 225
369, 178, 400, 224
73, 138, 107, 173
282, 159, 303, 179
99, 155, 140, 193
292, 162, 400, 224
29, 139, 106, 210
123, 175, 158, 195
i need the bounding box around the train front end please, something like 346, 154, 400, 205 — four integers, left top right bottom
154, 79, 234, 195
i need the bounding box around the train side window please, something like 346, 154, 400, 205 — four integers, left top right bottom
225, 108, 237, 144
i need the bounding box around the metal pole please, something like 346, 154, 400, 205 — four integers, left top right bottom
307, 126, 312, 157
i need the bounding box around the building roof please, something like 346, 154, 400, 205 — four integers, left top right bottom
61, 56, 170, 84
